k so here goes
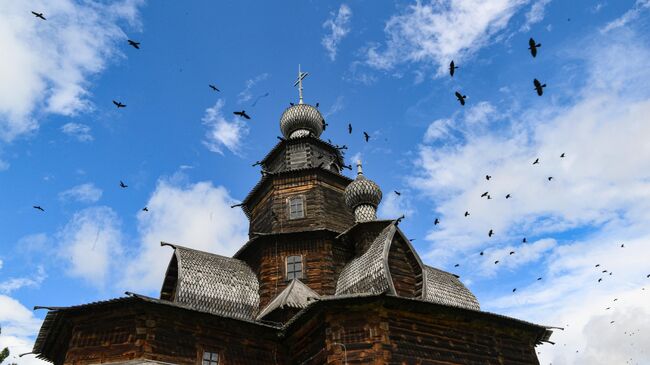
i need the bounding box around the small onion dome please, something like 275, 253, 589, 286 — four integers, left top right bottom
279, 103, 324, 139
344, 161, 382, 212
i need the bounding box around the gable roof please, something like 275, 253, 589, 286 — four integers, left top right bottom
256, 279, 320, 320
160, 243, 260, 320
423, 266, 480, 311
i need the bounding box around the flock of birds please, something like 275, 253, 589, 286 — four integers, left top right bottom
27, 9, 649, 363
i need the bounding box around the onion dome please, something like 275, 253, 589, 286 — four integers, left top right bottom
279, 103, 324, 139
344, 161, 382, 222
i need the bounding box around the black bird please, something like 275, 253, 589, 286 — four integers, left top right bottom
127, 39, 140, 49
395, 214, 405, 224
534, 78, 546, 96
449, 60, 458, 77
208, 84, 220, 92
548, 176, 553, 181
488, 229, 494, 237
315, 102, 319, 108
494, 260, 499, 264
464, 211, 470, 217
509, 251, 515, 255
348, 123, 352, 134
487, 195, 492, 200
113, 100, 126, 108
602, 270, 608, 273
486, 175, 492, 180
595, 264, 600, 267
394, 191, 401, 196
234, 110, 251, 119
142, 207, 149, 212
606, 307, 611, 310
290, 102, 295, 106
646, 274, 649, 278
119, 181, 128, 188
480, 251, 484, 256
512, 288, 517, 293
528, 38, 541, 58
481, 191, 489, 197
621, 244, 625, 248
506, 194, 511, 199
251, 161, 262, 167
33, 205, 45, 212
523, 237, 527, 243
537, 277, 542, 280
560, 153, 566, 158
454, 264, 460, 267
31, 11, 46, 20
434, 218, 440, 225
363, 131, 370, 142
598, 278, 603, 282
610, 321, 615, 324
533, 158, 539, 165
455, 91, 467, 106
230, 203, 243, 208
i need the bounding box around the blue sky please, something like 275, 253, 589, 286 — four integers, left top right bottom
1, 0, 650, 364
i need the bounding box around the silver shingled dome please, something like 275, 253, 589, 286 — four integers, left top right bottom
344, 162, 382, 210
279, 103, 324, 139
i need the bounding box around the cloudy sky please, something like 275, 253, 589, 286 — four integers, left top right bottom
1, 1, 650, 364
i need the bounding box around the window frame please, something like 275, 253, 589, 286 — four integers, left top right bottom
287, 195, 305, 220
285, 254, 304, 281
200, 350, 220, 365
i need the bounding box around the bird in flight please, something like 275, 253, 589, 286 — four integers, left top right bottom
31, 11, 46, 20
481, 191, 489, 198
464, 211, 470, 217
537, 277, 542, 280
522, 237, 527, 243
494, 260, 500, 264
209, 84, 220, 92
234, 110, 251, 119
394, 191, 401, 196
113, 100, 126, 108
486, 175, 492, 180
434, 218, 440, 225
505, 194, 511, 199
363, 132, 370, 142
646, 274, 650, 278
142, 207, 149, 212
621, 243, 625, 248
533, 158, 540, 165
454, 263, 460, 267
595, 264, 600, 267
348, 123, 352, 134
598, 278, 603, 282
548, 176, 553, 181
455, 91, 467, 106
534, 78, 546, 96
33, 205, 45, 212
315, 102, 319, 108
509, 251, 515, 255
488, 229, 494, 237
487, 195, 492, 199
528, 38, 541, 58
560, 153, 566, 158
119, 181, 128, 188
480, 251, 484, 256
449, 60, 458, 77
512, 288, 517, 293
128, 40, 140, 49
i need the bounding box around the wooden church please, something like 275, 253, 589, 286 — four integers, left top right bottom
32, 71, 553, 364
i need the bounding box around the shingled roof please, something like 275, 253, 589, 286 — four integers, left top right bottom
423, 266, 480, 311
256, 279, 320, 320
160, 243, 260, 320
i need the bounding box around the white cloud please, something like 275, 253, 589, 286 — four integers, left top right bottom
0, 0, 143, 142
60, 122, 93, 142
58, 183, 102, 203
322, 4, 352, 61
324, 95, 345, 118
58, 206, 123, 288
601, 0, 650, 33
378, 190, 415, 220
521, 0, 551, 31
120, 175, 249, 294
0, 266, 46, 294
366, 0, 529, 74
0, 295, 49, 365
407, 29, 650, 362
202, 99, 249, 156
237, 73, 269, 104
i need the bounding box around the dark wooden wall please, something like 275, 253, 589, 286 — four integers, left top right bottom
387, 235, 423, 298
247, 172, 354, 236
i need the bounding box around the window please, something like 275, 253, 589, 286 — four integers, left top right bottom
288, 196, 304, 219
286, 255, 303, 280
202, 351, 219, 365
